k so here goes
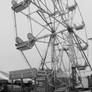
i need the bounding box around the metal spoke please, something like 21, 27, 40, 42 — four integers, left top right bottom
37, 11, 52, 30
36, 40, 49, 44
28, 5, 33, 33
31, 1, 67, 28
13, 11, 18, 37
37, 33, 51, 40
74, 33, 92, 70
35, 28, 45, 37
51, 0, 67, 27
42, 36, 51, 69
20, 11, 51, 32
56, 36, 67, 72
21, 51, 32, 69
35, 43, 43, 60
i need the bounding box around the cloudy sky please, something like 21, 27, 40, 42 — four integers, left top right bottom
0, 0, 92, 74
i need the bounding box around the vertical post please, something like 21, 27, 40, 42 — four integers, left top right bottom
72, 67, 76, 89
21, 78, 24, 92
51, 33, 56, 87
34, 78, 36, 92
51, 36, 55, 71
11, 79, 13, 92
67, 27, 77, 89
87, 75, 92, 92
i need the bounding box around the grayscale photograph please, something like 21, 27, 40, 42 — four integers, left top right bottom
0, 0, 92, 92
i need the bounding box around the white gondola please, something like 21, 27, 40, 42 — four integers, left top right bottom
11, 0, 31, 13
81, 43, 88, 50
77, 65, 87, 70
15, 36, 35, 51
76, 62, 88, 70
77, 65, 86, 70
15, 41, 30, 51
74, 23, 85, 30
67, 3, 77, 11
27, 33, 35, 41
16, 41, 35, 51
16, 37, 24, 44
88, 38, 92, 40
78, 43, 88, 51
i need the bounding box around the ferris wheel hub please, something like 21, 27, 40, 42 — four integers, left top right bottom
67, 26, 73, 33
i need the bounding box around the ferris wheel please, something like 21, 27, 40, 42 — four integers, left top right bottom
11, 0, 92, 87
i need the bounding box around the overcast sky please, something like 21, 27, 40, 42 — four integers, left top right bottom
0, 0, 92, 73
